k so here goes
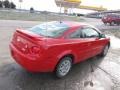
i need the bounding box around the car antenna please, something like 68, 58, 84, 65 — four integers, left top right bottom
45, 11, 48, 43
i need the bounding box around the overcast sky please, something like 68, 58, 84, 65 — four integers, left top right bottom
12, 0, 120, 14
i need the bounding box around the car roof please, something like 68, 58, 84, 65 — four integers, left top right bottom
57, 21, 101, 33
42, 21, 95, 28
63, 21, 98, 29
34, 21, 98, 31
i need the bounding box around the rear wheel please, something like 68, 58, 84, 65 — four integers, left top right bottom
55, 57, 72, 78
100, 44, 109, 57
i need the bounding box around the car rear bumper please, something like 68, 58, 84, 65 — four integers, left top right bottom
9, 43, 56, 72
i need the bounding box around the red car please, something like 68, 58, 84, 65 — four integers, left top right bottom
102, 14, 120, 25
10, 21, 110, 78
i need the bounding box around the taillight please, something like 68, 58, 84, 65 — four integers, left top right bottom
31, 46, 41, 55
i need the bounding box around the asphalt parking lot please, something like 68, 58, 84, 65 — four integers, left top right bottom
0, 19, 120, 90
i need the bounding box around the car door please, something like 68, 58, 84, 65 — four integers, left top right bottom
80, 27, 105, 58
66, 29, 93, 63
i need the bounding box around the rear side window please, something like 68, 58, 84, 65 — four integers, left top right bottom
69, 30, 81, 38
29, 22, 69, 38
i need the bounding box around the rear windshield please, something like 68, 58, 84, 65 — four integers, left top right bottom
29, 22, 69, 38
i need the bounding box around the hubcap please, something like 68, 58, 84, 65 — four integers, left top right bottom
58, 60, 71, 76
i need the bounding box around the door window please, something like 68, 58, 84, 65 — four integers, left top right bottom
81, 28, 99, 38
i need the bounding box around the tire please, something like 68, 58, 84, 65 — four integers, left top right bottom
55, 57, 72, 78
117, 22, 120, 26
110, 21, 114, 26
100, 44, 109, 57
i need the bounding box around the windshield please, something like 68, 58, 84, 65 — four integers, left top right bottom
29, 22, 69, 38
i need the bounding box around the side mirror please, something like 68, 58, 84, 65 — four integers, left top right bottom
99, 34, 106, 38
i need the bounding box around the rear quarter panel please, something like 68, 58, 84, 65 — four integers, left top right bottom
43, 39, 80, 66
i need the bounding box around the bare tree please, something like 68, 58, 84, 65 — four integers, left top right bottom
3, 0, 10, 8
10, 2, 16, 9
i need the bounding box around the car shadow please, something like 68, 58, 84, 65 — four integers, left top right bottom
0, 56, 105, 90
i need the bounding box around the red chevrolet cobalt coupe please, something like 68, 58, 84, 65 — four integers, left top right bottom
10, 21, 110, 78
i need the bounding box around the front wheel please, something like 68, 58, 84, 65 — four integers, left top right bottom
55, 57, 72, 78
117, 22, 120, 26
100, 44, 109, 57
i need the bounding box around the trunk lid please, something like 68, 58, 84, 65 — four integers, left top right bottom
12, 29, 44, 54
